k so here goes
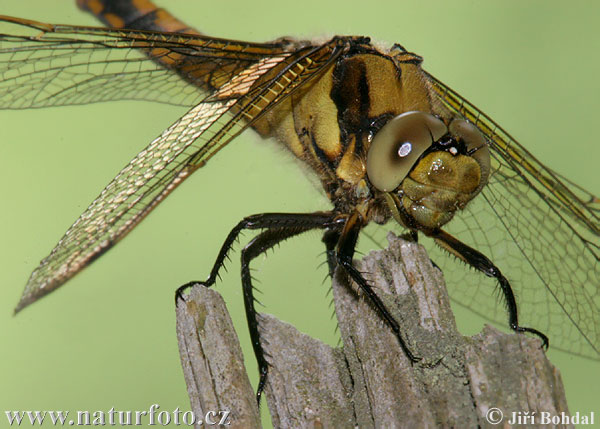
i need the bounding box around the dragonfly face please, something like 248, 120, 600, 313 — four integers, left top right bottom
365, 111, 491, 230
1, 0, 599, 412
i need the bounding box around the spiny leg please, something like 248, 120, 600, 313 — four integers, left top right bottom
176, 211, 342, 405
175, 212, 339, 303
431, 228, 549, 348
322, 228, 342, 340
336, 212, 420, 362
322, 228, 341, 280
241, 225, 324, 404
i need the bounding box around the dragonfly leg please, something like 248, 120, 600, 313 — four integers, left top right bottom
177, 211, 342, 405
431, 229, 549, 349
175, 212, 339, 303
322, 228, 341, 279
241, 225, 330, 405
336, 212, 421, 362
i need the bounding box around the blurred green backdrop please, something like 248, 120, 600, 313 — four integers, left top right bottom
1, 0, 598, 426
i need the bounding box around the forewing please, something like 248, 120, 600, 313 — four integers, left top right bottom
424, 72, 600, 359
0, 15, 290, 108
14, 40, 342, 312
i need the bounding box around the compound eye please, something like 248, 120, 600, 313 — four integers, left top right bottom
367, 111, 447, 192
449, 119, 491, 189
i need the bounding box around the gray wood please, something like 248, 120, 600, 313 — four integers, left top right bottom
175, 233, 571, 428
176, 286, 261, 429
260, 314, 356, 428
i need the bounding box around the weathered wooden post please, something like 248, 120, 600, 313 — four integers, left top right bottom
176, 233, 570, 428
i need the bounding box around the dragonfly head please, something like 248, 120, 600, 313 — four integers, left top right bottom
366, 111, 490, 230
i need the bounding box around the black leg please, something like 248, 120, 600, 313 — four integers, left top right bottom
322, 228, 341, 279
176, 211, 343, 405
336, 212, 420, 362
175, 212, 340, 302
241, 225, 322, 404
407, 229, 419, 242
431, 229, 549, 349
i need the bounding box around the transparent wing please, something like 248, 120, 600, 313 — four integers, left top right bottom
14, 40, 342, 312
424, 71, 600, 359
0, 15, 291, 108
547, 167, 600, 215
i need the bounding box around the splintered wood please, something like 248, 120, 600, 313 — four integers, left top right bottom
176, 233, 570, 429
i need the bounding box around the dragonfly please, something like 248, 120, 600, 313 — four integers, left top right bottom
2, 0, 598, 403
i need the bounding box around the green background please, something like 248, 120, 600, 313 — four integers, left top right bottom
1, 0, 598, 426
